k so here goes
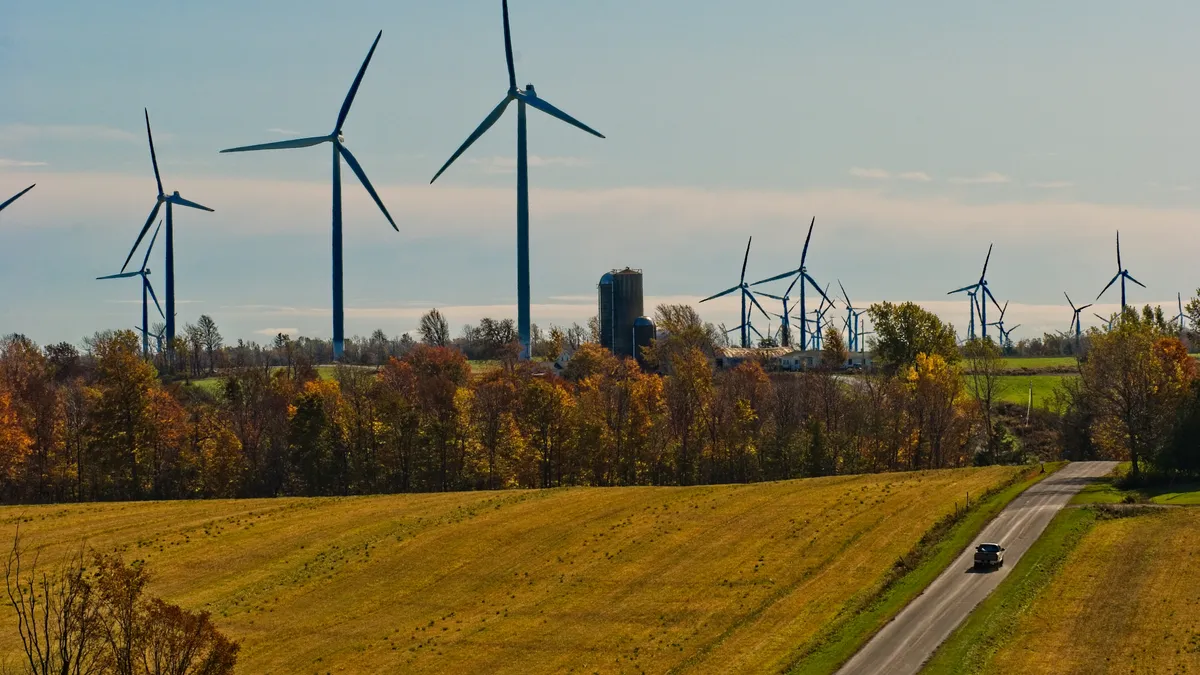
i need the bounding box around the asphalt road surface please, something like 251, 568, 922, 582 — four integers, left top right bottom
836, 461, 1117, 675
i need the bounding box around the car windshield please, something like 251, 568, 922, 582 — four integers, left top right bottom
978, 544, 1001, 553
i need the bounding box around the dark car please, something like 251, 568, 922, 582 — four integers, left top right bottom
973, 543, 1005, 569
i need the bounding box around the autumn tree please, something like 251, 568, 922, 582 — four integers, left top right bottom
1078, 319, 1195, 479
196, 315, 222, 375
905, 353, 970, 469
88, 331, 162, 500
821, 327, 848, 369
419, 309, 451, 348
868, 302, 959, 372
963, 337, 1006, 463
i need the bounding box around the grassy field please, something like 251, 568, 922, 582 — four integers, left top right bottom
965, 374, 1073, 407
0, 467, 1026, 674
1072, 464, 1200, 505
999, 356, 1077, 371
182, 361, 503, 396
986, 508, 1200, 674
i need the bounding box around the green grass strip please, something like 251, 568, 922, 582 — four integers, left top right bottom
788, 462, 1064, 675
920, 506, 1097, 675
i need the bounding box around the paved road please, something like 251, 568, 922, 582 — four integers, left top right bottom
836, 461, 1117, 675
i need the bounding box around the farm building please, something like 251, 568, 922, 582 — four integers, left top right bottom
715, 346, 792, 369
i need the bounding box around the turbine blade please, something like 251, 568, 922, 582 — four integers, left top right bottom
740, 237, 751, 284
979, 243, 993, 282
1079, 303, 1093, 311
986, 287, 1003, 312
220, 135, 331, 153
806, 274, 832, 304
141, 220, 163, 271
757, 291, 785, 301
700, 286, 740, 303
0, 184, 35, 213
1009, 324, 1021, 332
165, 194, 214, 212
96, 271, 142, 280
839, 279, 851, 306
338, 144, 397, 231
800, 216, 815, 267
746, 289, 771, 321
947, 283, 978, 295
749, 269, 798, 287
145, 109, 164, 196
784, 273, 800, 298
1116, 230, 1122, 270
502, 0, 516, 91
748, 323, 764, 340
120, 201, 163, 272
1125, 272, 1146, 289
1096, 273, 1121, 300
146, 279, 165, 319
335, 31, 383, 132
1064, 291, 1076, 311
726, 323, 746, 334
430, 96, 513, 183
519, 91, 605, 139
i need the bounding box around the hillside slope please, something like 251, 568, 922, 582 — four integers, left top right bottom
987, 507, 1200, 674
0, 467, 1022, 674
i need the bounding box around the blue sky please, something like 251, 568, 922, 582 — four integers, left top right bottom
2, 0, 1199, 346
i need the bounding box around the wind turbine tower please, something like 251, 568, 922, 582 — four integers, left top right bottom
431, 0, 605, 360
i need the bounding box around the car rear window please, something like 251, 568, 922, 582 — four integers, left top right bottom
978, 544, 1001, 553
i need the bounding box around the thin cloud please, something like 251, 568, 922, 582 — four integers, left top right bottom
849, 167, 891, 180
0, 124, 140, 144
467, 156, 592, 174
897, 171, 932, 182
949, 172, 1012, 185
255, 327, 297, 336
1029, 181, 1075, 189
266, 128, 300, 135
0, 158, 48, 168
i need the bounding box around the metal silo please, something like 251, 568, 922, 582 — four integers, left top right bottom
598, 272, 615, 350
634, 316, 656, 368
612, 268, 644, 358
597, 268, 644, 358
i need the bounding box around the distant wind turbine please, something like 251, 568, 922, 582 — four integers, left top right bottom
838, 281, 866, 352
701, 237, 771, 348
948, 244, 1002, 340
0, 185, 35, 218
101, 221, 166, 358
430, 0, 604, 360
120, 110, 213, 355
220, 31, 397, 360
1096, 230, 1144, 311
1093, 313, 1114, 332
750, 217, 831, 350
1065, 292, 1093, 354
1173, 292, 1187, 334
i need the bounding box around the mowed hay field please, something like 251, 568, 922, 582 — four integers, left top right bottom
987, 508, 1200, 674
0, 467, 1022, 674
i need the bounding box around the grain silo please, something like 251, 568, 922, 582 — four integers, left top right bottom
634, 316, 656, 368
598, 268, 644, 358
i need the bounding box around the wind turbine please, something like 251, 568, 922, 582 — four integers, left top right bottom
101, 221, 165, 358
807, 285, 835, 351
1173, 292, 1187, 334
220, 31, 397, 360
119, 110, 213, 357
750, 217, 831, 350
948, 244, 1002, 339
701, 237, 771, 348
430, 0, 604, 360
0, 185, 35, 219
838, 281, 865, 352
1096, 230, 1144, 311
1093, 313, 1114, 332
1065, 292, 1093, 354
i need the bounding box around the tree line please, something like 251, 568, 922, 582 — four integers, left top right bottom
3, 300, 1197, 505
